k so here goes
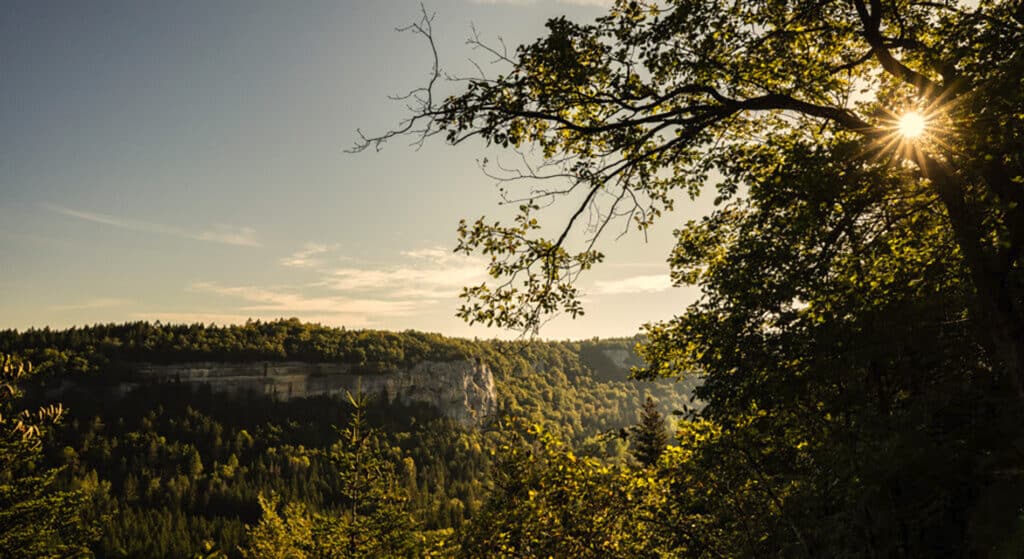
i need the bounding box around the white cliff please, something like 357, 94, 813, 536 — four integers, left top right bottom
127, 359, 497, 426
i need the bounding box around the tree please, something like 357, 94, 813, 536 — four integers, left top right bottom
187, 447, 204, 479
0, 354, 103, 557
317, 392, 420, 558
356, 0, 1023, 395
631, 396, 668, 467
243, 392, 420, 558
355, 1, 1024, 555
635, 135, 1024, 554
241, 492, 314, 559
458, 419, 670, 558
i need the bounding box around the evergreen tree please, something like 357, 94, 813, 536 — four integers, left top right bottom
318, 391, 419, 558
630, 396, 668, 467
242, 392, 420, 558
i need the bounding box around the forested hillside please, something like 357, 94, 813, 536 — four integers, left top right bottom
7, 0, 1024, 556
3, 320, 694, 557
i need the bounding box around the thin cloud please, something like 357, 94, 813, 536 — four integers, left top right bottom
277, 244, 481, 296
327, 246, 486, 299
190, 282, 420, 316
400, 247, 460, 263
327, 267, 481, 292
50, 297, 131, 312
47, 205, 260, 247
189, 246, 488, 327
592, 274, 672, 295
280, 243, 337, 268
196, 225, 260, 247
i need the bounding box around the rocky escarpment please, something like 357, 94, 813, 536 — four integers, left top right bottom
124, 359, 496, 426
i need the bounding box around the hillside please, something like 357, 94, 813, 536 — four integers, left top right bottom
5, 320, 696, 557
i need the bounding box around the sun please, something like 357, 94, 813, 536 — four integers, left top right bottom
898, 111, 927, 138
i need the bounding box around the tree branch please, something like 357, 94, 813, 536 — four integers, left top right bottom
852, 0, 944, 98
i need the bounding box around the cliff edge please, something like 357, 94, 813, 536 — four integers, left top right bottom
128, 359, 497, 426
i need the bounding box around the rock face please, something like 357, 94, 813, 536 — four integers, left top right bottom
601, 347, 636, 371
128, 359, 497, 426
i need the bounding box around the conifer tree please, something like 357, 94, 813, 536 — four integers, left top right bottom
631, 396, 668, 467
318, 391, 419, 558
242, 391, 420, 558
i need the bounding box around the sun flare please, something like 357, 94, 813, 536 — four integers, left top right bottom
898, 111, 927, 138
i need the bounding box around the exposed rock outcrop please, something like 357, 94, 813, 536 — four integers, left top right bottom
126, 359, 496, 426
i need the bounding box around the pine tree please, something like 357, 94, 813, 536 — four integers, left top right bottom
630, 396, 668, 467
242, 392, 419, 558
187, 447, 204, 479
318, 391, 418, 558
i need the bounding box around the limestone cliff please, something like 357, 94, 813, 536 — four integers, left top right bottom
125, 359, 497, 426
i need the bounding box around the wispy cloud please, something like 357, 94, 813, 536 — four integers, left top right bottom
190, 282, 420, 316
196, 225, 260, 247
50, 297, 131, 312
186, 245, 489, 327
47, 205, 260, 247
280, 243, 337, 268
591, 274, 672, 295
326, 246, 486, 300
400, 247, 458, 262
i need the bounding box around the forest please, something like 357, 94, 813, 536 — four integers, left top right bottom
1, 320, 695, 557
4, 0, 1024, 556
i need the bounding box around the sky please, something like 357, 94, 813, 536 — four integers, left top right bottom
0, 0, 715, 339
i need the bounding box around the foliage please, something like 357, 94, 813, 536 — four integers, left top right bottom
363, 0, 1024, 386
0, 319, 477, 372
0, 354, 105, 558
630, 396, 668, 467
313, 392, 420, 558
241, 493, 314, 559
5, 323, 690, 557
635, 130, 1024, 556
356, 0, 1024, 556
458, 419, 671, 558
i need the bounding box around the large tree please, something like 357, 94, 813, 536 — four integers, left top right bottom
357, 0, 1023, 395
640, 130, 1024, 555
357, 0, 1024, 554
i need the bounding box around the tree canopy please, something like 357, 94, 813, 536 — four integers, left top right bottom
358, 0, 1023, 394
357, 0, 1024, 555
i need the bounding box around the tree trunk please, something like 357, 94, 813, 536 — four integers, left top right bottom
925, 158, 1024, 399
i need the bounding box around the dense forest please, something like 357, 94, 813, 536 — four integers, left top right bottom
2, 320, 695, 557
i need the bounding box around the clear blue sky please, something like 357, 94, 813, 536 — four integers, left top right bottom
0, 0, 712, 339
